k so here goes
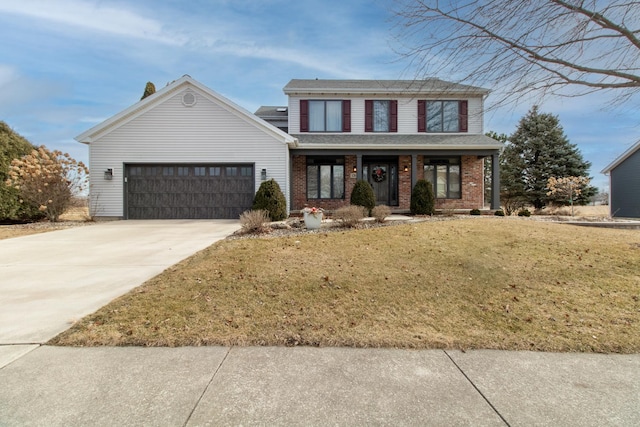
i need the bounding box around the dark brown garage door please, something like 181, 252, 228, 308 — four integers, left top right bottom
125, 164, 254, 219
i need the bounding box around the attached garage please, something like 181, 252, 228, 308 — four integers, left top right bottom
76, 76, 296, 220
125, 164, 254, 219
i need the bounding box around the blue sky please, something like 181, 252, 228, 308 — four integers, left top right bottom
1, 0, 638, 192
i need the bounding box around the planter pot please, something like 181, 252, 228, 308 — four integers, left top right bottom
303, 212, 323, 230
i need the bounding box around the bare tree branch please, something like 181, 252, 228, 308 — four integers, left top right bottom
392, 0, 640, 107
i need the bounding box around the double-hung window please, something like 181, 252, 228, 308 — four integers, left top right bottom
427, 101, 459, 132
307, 157, 345, 199
423, 157, 461, 198
418, 100, 468, 132
365, 100, 398, 132
309, 100, 342, 132
300, 100, 350, 132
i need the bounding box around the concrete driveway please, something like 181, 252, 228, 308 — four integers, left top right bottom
0, 220, 240, 345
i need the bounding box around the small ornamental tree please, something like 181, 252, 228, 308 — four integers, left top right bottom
410, 179, 435, 215
140, 81, 156, 100
350, 180, 376, 216
546, 176, 591, 216
252, 179, 287, 221
6, 146, 89, 222
0, 121, 42, 221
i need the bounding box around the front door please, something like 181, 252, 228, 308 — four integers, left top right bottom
363, 160, 398, 206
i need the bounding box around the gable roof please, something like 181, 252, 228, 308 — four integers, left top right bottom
283, 79, 489, 96
601, 140, 640, 174
75, 75, 296, 145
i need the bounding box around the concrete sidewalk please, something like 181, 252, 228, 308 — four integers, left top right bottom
0, 220, 240, 344
1, 345, 638, 426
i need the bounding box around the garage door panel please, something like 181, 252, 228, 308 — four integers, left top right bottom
125, 163, 254, 219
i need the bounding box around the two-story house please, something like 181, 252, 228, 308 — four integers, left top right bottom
279, 79, 501, 212
76, 76, 501, 220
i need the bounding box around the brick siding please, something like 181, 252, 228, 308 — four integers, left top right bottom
291, 154, 484, 212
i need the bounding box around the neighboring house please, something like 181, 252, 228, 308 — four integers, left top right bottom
77, 76, 502, 220
601, 140, 640, 218
281, 79, 502, 212
75, 75, 295, 220
254, 106, 289, 133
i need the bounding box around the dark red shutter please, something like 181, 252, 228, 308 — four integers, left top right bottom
390, 100, 398, 133
459, 100, 468, 133
342, 100, 351, 132
417, 100, 426, 132
300, 100, 309, 132
365, 100, 373, 132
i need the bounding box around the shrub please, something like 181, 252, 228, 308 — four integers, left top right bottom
470, 208, 481, 216
252, 179, 287, 221
0, 121, 43, 222
6, 146, 89, 222
517, 209, 531, 217
410, 180, 435, 215
372, 205, 391, 223
350, 180, 375, 216
333, 205, 366, 228
239, 209, 270, 233
494, 209, 505, 216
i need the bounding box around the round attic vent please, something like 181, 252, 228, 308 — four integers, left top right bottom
182, 92, 197, 107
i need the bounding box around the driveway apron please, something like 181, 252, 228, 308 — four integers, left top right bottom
0, 220, 240, 345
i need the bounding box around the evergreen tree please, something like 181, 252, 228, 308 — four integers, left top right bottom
410, 180, 435, 215
501, 106, 597, 210
140, 82, 156, 100
350, 180, 376, 216
252, 179, 287, 221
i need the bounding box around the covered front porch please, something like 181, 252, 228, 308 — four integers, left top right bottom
289, 133, 502, 213
290, 149, 500, 213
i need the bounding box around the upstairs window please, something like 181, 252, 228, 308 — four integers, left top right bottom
418, 100, 468, 133
309, 100, 342, 131
365, 100, 398, 132
300, 100, 351, 132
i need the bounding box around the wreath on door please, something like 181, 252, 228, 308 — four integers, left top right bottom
372, 167, 386, 183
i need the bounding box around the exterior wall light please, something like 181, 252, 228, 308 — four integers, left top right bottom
104, 168, 113, 180
403, 165, 409, 172
353, 166, 357, 173
261, 168, 267, 181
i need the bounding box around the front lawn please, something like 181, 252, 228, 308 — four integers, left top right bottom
50, 218, 640, 353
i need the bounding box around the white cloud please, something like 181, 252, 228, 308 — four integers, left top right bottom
0, 0, 185, 45
0, 64, 18, 87
209, 42, 363, 79
0, 65, 65, 113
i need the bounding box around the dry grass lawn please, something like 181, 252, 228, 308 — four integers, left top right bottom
51, 218, 640, 353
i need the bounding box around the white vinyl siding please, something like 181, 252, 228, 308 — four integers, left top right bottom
89, 87, 290, 218
289, 95, 483, 134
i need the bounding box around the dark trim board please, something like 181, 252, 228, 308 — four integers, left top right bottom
123, 163, 254, 219
290, 148, 499, 156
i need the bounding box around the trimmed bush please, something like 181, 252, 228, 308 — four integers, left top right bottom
372, 205, 391, 223
494, 209, 505, 216
333, 205, 366, 228
252, 179, 287, 221
517, 209, 531, 217
410, 180, 435, 215
350, 180, 376, 216
239, 209, 270, 233
469, 208, 481, 216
